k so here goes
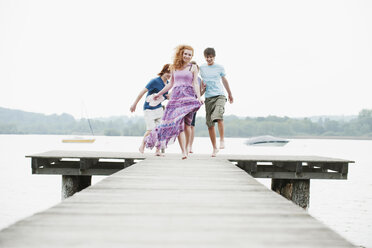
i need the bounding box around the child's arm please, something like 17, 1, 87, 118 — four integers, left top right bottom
193, 66, 203, 104
130, 88, 148, 112
221, 76, 233, 104
200, 80, 206, 96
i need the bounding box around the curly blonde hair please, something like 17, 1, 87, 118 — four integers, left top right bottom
171, 45, 194, 70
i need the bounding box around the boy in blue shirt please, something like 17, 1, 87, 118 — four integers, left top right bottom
130, 64, 171, 156
200, 48, 233, 157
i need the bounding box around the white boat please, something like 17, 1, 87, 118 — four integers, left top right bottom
245, 135, 289, 146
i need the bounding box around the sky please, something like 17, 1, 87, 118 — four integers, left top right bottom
1, 0, 371, 119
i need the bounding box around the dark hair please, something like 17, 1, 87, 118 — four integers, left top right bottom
204, 47, 216, 57
158, 64, 171, 76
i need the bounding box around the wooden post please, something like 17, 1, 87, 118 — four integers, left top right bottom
62, 175, 92, 200
271, 179, 310, 209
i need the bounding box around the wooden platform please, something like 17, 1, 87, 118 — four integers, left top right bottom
27, 150, 353, 179
0, 153, 354, 247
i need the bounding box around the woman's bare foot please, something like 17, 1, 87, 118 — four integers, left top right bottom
182, 152, 188, 160
211, 148, 219, 157
219, 140, 225, 149
188, 146, 193, 153
155, 150, 165, 157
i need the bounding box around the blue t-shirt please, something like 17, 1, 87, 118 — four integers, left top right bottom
144, 77, 168, 110
199, 63, 226, 98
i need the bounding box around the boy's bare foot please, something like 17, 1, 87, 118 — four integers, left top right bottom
139, 144, 145, 154
219, 140, 225, 149
211, 148, 219, 157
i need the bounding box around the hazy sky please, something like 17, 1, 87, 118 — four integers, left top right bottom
1, 0, 371, 118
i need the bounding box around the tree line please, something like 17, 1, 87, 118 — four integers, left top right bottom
1, 107, 372, 138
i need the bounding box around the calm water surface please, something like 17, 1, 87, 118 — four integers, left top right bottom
0, 135, 371, 247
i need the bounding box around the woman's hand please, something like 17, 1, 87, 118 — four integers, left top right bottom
153, 93, 161, 101
198, 98, 204, 105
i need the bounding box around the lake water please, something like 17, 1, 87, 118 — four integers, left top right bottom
0, 134, 371, 247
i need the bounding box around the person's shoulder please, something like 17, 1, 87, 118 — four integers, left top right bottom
200, 64, 210, 72
147, 77, 160, 86
151, 77, 163, 83
214, 63, 225, 69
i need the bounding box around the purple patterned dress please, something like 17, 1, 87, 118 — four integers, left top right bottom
145, 65, 201, 150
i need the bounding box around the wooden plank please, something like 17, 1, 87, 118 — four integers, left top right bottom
237, 161, 257, 173
273, 161, 303, 173
321, 162, 349, 174
249, 171, 347, 180
33, 167, 122, 176
32, 159, 127, 175
124, 158, 135, 168
26, 150, 146, 160
223, 154, 354, 163
80, 158, 98, 170
27, 151, 353, 180
0, 156, 354, 247
27, 151, 354, 164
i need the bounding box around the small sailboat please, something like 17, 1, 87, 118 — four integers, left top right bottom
62, 137, 95, 143
245, 135, 289, 146
62, 102, 95, 143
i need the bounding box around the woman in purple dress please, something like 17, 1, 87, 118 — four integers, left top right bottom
145, 45, 203, 159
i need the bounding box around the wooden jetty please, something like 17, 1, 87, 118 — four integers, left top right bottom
0, 151, 355, 247
26, 150, 353, 208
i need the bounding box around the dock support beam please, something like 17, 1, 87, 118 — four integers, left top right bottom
271, 179, 310, 209
62, 175, 92, 200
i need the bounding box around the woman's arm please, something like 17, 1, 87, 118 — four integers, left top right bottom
130, 88, 148, 112
154, 73, 174, 100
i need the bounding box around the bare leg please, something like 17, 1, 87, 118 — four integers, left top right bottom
177, 131, 188, 159
139, 130, 151, 153
184, 124, 191, 155
188, 126, 195, 153
208, 126, 219, 157
217, 120, 225, 149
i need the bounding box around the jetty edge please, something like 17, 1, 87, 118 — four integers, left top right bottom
0, 151, 355, 247
26, 150, 353, 209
